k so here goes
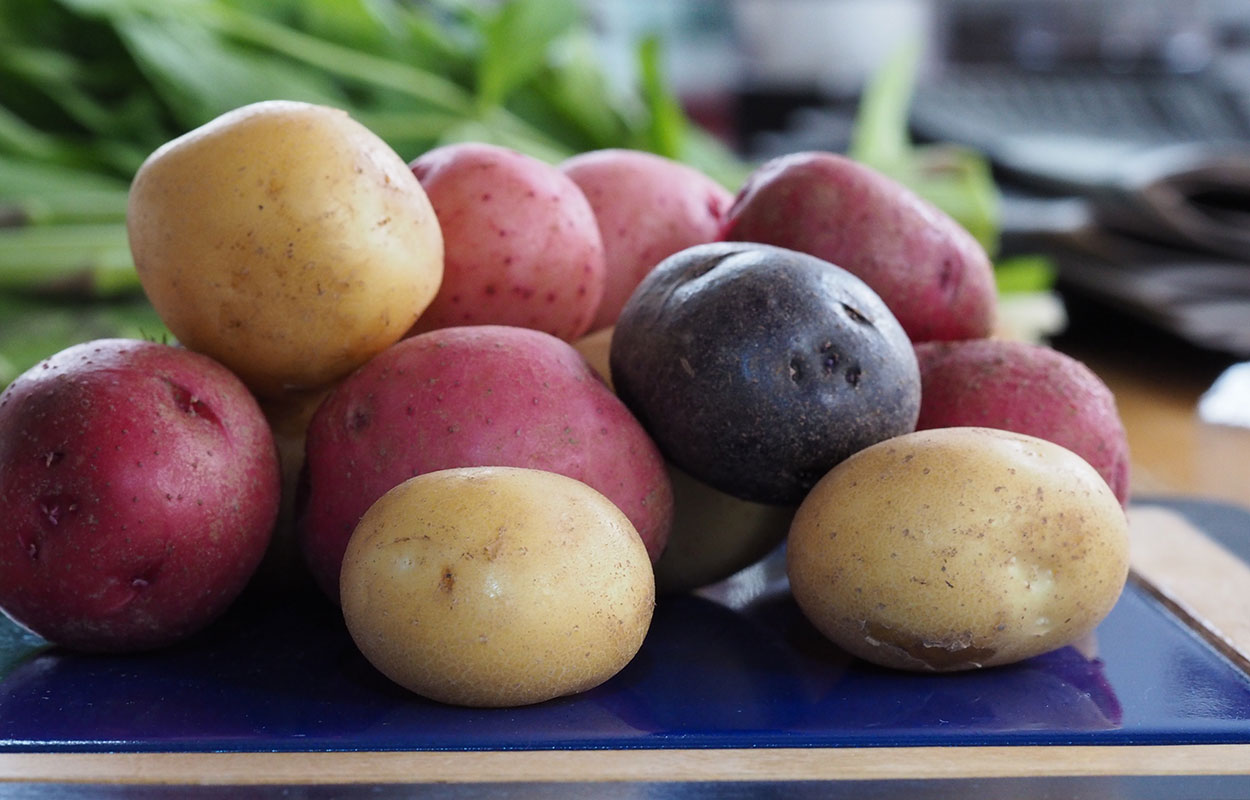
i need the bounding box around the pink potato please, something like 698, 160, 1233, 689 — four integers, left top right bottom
297, 325, 673, 601
721, 151, 997, 343
407, 143, 606, 341
560, 149, 733, 331
0, 339, 281, 652
914, 338, 1131, 505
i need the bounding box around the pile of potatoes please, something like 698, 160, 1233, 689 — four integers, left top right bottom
0, 100, 1132, 707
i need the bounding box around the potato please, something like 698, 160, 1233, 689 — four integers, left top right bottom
914, 339, 1131, 506
255, 386, 332, 589
127, 100, 444, 399
610, 241, 920, 505
560, 149, 733, 332
571, 325, 615, 387
653, 465, 794, 594
298, 325, 672, 601
787, 427, 1130, 672
0, 339, 281, 652
407, 142, 605, 341
573, 327, 793, 592
340, 466, 654, 707
722, 151, 997, 343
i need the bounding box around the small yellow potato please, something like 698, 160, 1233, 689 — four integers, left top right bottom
571, 325, 614, 388
254, 385, 333, 587
127, 100, 443, 398
340, 466, 655, 707
654, 464, 794, 594
786, 427, 1130, 672
572, 327, 793, 592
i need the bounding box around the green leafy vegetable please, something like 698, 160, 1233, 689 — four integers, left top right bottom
0, 155, 130, 223
0, 294, 169, 387
476, 0, 581, 111
635, 34, 687, 160
114, 12, 348, 127
848, 39, 917, 171
994, 254, 1057, 294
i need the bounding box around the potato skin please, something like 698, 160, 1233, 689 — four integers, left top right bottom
0, 339, 280, 652
298, 325, 672, 601
914, 339, 1131, 506
721, 151, 997, 343
786, 427, 1130, 672
339, 466, 655, 707
610, 241, 920, 505
408, 142, 605, 341
560, 149, 733, 332
127, 100, 444, 398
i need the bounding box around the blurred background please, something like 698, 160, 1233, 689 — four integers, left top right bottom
587, 0, 1250, 157
3, 0, 1249, 372
586, 0, 1250, 359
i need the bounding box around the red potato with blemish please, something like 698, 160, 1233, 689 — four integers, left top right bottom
297, 325, 673, 602
721, 151, 998, 343
0, 339, 281, 652
407, 143, 606, 341
914, 338, 1131, 506
560, 149, 734, 331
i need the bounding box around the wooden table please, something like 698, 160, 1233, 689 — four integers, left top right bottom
4, 306, 1250, 797
1057, 334, 1250, 511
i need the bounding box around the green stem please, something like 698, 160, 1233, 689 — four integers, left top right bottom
0, 155, 132, 223
200, 4, 475, 114
0, 104, 69, 163
0, 222, 139, 296
349, 109, 471, 142
478, 106, 574, 162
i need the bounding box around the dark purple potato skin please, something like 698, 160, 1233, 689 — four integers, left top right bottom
609, 241, 920, 505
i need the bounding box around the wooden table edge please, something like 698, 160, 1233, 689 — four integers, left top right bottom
1126, 503, 1250, 674
3, 743, 1250, 785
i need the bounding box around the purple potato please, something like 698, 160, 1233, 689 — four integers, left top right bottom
609, 241, 920, 505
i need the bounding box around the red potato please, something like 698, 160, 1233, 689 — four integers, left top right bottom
560, 149, 733, 331
297, 325, 673, 602
0, 339, 281, 652
407, 143, 606, 341
914, 338, 1131, 506
721, 151, 997, 343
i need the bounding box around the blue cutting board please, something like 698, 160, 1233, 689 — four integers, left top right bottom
3, 498, 1250, 753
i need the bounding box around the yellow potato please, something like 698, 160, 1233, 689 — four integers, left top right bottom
572, 327, 793, 592
340, 466, 655, 707
571, 325, 615, 388
786, 427, 1130, 672
127, 100, 443, 398
654, 464, 794, 594
254, 386, 333, 588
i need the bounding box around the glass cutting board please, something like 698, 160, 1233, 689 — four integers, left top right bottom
3, 498, 1249, 753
